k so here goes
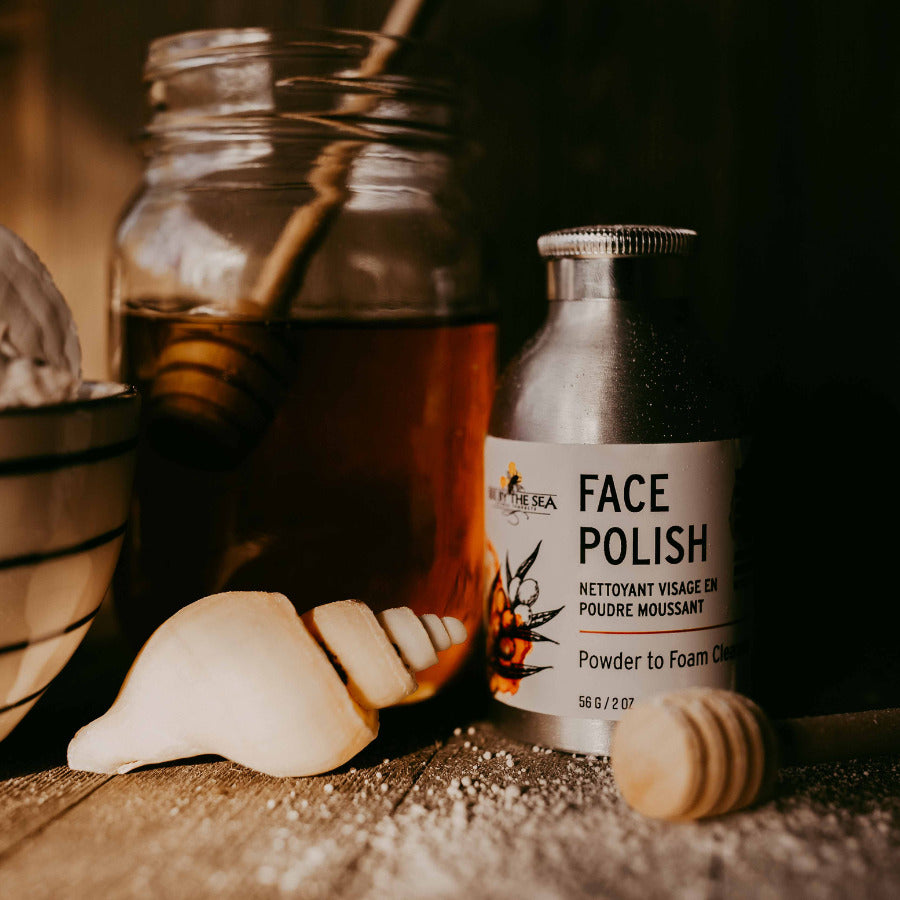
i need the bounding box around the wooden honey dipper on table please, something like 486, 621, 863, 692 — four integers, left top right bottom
148, 0, 432, 465
610, 687, 900, 821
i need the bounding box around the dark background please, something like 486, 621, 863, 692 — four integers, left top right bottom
5, 0, 900, 717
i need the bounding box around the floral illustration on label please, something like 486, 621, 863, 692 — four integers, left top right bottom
486, 540, 564, 695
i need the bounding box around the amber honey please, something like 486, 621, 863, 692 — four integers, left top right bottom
114, 310, 496, 698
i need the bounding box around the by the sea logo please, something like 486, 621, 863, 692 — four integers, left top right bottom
488, 461, 558, 523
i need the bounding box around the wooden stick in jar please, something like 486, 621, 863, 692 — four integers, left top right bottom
610, 687, 900, 821
248, 0, 432, 311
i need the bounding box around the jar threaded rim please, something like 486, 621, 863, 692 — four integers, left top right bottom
538, 225, 697, 259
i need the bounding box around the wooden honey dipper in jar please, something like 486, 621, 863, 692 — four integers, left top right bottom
145, 0, 433, 465
611, 687, 900, 821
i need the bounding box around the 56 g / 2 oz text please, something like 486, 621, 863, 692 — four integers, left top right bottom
578, 696, 634, 711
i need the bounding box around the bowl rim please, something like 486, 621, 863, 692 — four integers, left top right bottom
0, 382, 139, 419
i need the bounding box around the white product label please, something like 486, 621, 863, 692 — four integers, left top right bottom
484, 438, 750, 720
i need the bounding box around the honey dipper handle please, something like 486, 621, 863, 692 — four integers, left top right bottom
381, 0, 433, 38
774, 707, 900, 767
249, 0, 431, 310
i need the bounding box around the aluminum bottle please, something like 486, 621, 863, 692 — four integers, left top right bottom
484, 225, 750, 754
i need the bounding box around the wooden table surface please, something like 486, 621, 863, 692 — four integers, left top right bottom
2, 605, 899, 900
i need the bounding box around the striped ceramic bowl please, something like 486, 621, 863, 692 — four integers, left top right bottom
0, 383, 139, 742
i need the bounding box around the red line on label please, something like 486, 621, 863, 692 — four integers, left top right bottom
579, 617, 746, 636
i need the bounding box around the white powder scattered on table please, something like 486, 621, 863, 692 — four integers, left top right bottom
236, 722, 900, 900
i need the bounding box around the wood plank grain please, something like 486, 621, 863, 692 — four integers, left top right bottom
0, 739, 442, 898
0, 767, 111, 857
2, 721, 900, 899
